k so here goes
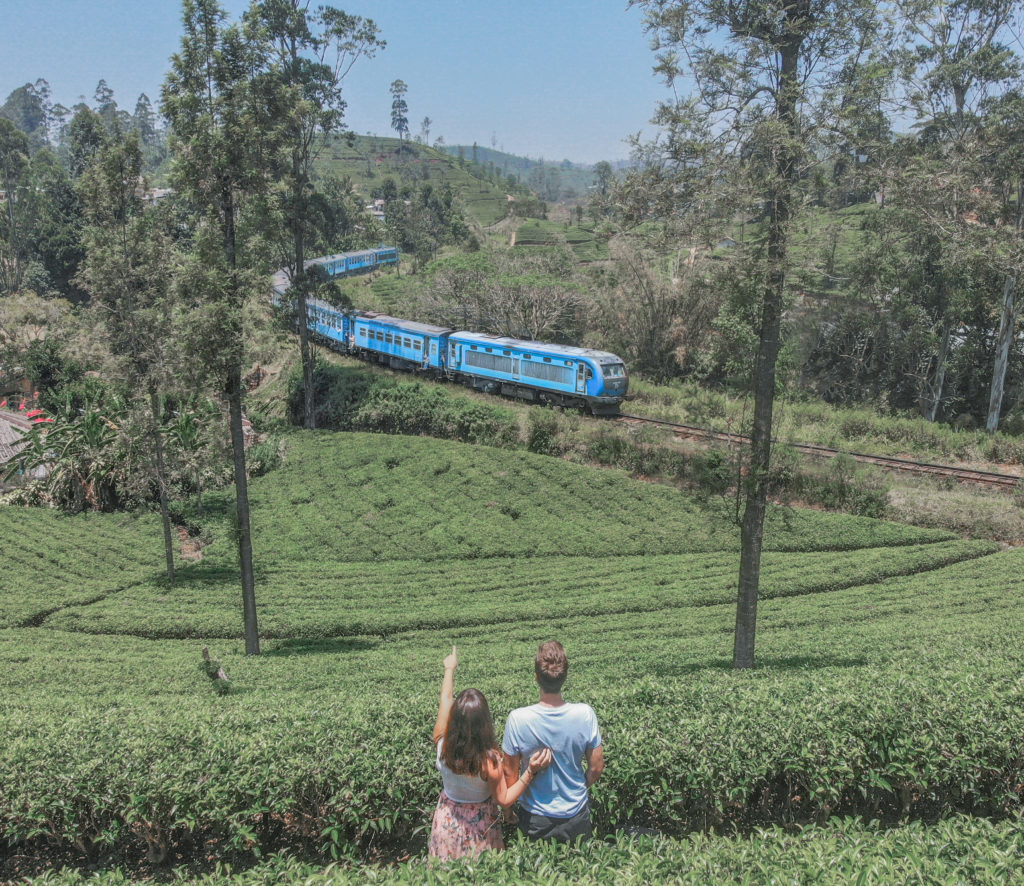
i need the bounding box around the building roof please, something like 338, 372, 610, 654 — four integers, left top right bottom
0, 410, 31, 465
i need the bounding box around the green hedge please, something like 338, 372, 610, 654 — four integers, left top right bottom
3, 664, 1022, 867
26, 816, 1024, 884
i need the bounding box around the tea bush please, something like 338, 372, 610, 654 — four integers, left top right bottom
24, 816, 1024, 884
3, 430, 1022, 878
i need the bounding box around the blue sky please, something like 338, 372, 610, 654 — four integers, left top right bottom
2, 0, 672, 164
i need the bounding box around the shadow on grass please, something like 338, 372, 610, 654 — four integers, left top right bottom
263, 636, 382, 657
649, 653, 868, 676
140, 563, 239, 588
754, 653, 869, 670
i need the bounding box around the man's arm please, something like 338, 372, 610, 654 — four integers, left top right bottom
584, 744, 604, 787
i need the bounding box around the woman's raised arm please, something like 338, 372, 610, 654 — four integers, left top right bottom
431, 646, 458, 743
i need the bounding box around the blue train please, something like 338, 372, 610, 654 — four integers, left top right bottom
310, 246, 399, 279
272, 249, 629, 415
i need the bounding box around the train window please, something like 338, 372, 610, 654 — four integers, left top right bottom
503, 350, 511, 356
485, 347, 493, 353
414, 340, 422, 350
523, 354, 532, 359
543, 357, 552, 363
375, 330, 384, 341
586, 368, 593, 380
358, 328, 366, 337
601, 363, 627, 378
522, 360, 572, 385
465, 349, 515, 375
385, 334, 393, 344
565, 360, 572, 366
403, 337, 411, 348
470, 345, 478, 350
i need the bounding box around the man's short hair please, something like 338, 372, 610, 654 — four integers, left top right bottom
535, 640, 568, 693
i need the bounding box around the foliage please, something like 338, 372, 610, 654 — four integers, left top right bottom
412, 247, 582, 341
2, 427, 1022, 873
24, 817, 1024, 884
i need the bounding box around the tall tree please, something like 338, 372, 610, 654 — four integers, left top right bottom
0, 118, 31, 293
253, 0, 383, 430
0, 80, 51, 149
985, 89, 1024, 430
390, 78, 409, 144
132, 93, 158, 147
162, 0, 277, 654
634, 0, 892, 667
897, 0, 1021, 425
67, 106, 107, 179
76, 131, 178, 581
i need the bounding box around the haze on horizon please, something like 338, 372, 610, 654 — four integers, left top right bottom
1, 0, 670, 165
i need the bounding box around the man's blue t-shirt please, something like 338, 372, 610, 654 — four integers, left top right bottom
502, 702, 602, 818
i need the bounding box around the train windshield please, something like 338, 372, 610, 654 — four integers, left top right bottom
601, 363, 627, 378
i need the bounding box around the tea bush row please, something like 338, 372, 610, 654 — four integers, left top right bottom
2, 654, 1022, 866
31, 815, 1024, 885
192, 433, 951, 572
0, 508, 165, 627
3, 549, 1023, 863
40, 539, 995, 640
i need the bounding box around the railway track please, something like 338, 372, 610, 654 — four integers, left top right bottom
617, 413, 1023, 491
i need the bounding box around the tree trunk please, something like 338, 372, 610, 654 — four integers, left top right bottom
986, 274, 1017, 432
733, 34, 801, 670
293, 150, 316, 430
149, 386, 175, 584
923, 323, 951, 422
227, 365, 260, 655
224, 189, 260, 655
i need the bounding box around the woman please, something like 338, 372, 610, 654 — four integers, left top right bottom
429, 645, 552, 861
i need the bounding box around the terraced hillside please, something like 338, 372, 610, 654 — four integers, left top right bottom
317, 135, 513, 228
2, 432, 1022, 882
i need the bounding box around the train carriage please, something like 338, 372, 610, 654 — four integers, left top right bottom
447, 332, 628, 415
306, 298, 351, 349
352, 312, 453, 371
273, 247, 630, 414
310, 246, 399, 280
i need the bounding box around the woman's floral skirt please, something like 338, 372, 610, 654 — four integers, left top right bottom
428, 791, 504, 861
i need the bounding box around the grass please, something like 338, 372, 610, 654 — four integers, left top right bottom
514, 219, 609, 260
627, 377, 1024, 467
2, 430, 1023, 881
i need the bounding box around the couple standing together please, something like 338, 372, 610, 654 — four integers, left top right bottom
429, 640, 604, 861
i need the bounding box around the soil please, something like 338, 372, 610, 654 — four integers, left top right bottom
177, 525, 205, 562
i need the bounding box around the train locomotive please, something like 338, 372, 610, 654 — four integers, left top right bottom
272, 249, 629, 415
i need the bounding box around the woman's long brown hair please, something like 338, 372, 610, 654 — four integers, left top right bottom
442, 688, 498, 777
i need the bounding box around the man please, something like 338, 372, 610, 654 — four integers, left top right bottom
502, 640, 604, 841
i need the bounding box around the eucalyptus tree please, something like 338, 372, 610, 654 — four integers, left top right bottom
0, 118, 31, 293
251, 0, 383, 430
894, 0, 1021, 426
632, 0, 894, 667
76, 130, 178, 581
162, 0, 278, 654
390, 79, 409, 144
984, 88, 1024, 430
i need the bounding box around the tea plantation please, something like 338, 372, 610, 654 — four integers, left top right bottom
2, 431, 1022, 882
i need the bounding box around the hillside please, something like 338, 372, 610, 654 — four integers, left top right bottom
316, 135, 514, 228
442, 144, 598, 199
3, 430, 1023, 881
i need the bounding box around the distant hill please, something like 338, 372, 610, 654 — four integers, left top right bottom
442, 145, 598, 202
316, 134, 520, 228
